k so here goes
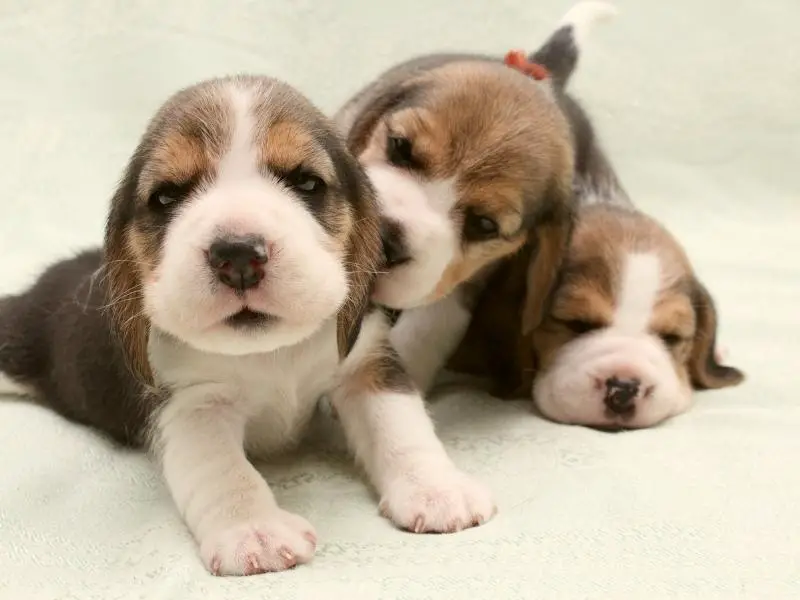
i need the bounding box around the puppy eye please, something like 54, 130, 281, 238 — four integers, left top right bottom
659, 332, 685, 348
285, 168, 326, 197
147, 180, 197, 212
463, 211, 500, 242
386, 135, 415, 168
556, 318, 602, 335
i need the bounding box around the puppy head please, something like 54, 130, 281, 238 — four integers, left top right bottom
530, 205, 744, 429
347, 61, 574, 314
103, 76, 381, 382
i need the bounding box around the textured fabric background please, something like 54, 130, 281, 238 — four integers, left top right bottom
1, 1, 798, 598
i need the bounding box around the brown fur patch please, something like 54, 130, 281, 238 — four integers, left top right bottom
103, 224, 152, 383
348, 61, 576, 300
689, 279, 745, 389
430, 236, 527, 302
337, 211, 382, 357
257, 120, 335, 181
340, 342, 416, 396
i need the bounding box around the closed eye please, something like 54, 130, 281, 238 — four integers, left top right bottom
658, 332, 687, 348
553, 317, 604, 335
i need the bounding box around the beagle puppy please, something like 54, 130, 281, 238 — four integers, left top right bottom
0, 75, 494, 576
334, 1, 622, 393
449, 202, 745, 429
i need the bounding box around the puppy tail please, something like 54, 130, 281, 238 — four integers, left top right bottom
529, 1, 618, 91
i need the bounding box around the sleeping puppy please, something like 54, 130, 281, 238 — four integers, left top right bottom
334, 1, 621, 393
449, 202, 745, 429
0, 75, 494, 576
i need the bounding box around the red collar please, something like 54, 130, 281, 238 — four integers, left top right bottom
503, 50, 550, 81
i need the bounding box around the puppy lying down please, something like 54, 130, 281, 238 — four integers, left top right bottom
449, 203, 745, 429
0, 75, 495, 576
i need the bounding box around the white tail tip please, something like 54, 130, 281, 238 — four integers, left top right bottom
558, 1, 618, 47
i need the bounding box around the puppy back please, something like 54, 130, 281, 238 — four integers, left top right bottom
0, 250, 157, 446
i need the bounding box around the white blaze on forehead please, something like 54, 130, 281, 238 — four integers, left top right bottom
218, 85, 259, 181
612, 252, 661, 335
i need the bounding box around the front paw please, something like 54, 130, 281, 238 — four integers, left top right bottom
379, 468, 496, 533
199, 509, 317, 576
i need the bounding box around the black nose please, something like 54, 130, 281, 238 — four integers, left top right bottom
207, 238, 268, 292
380, 220, 411, 269
603, 376, 640, 415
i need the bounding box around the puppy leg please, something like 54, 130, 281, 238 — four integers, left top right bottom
390, 290, 473, 393
333, 312, 495, 533
154, 386, 316, 576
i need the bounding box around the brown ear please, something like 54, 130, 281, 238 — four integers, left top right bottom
688, 279, 744, 390
103, 170, 153, 384
521, 177, 576, 334
344, 81, 420, 157
330, 142, 383, 358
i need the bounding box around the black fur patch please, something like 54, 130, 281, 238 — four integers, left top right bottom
0, 250, 163, 446
373, 343, 416, 394
529, 25, 578, 90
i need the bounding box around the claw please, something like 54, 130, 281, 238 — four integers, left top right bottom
412, 516, 425, 533
303, 531, 317, 548
210, 555, 222, 576
245, 554, 264, 575
279, 548, 296, 567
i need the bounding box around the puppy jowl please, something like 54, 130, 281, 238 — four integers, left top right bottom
0, 75, 495, 576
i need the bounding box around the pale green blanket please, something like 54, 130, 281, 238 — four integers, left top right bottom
1, 1, 798, 598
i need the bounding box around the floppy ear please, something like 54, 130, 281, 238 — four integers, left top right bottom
344, 82, 420, 157
521, 176, 576, 334
102, 165, 153, 384
333, 149, 383, 358
688, 278, 744, 390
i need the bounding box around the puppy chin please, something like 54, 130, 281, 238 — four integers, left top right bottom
366, 164, 456, 309
372, 268, 436, 309
143, 178, 349, 355
533, 331, 692, 429
146, 300, 328, 356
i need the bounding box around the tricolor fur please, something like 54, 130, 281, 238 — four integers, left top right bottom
450, 204, 745, 429
335, 1, 625, 393
0, 75, 495, 576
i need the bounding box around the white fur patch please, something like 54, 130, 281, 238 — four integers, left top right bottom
218, 85, 259, 182
558, 1, 618, 48
612, 253, 661, 335
368, 164, 459, 308
332, 311, 496, 532
389, 290, 472, 393
0, 371, 31, 398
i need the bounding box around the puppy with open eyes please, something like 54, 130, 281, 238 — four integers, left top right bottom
0, 75, 495, 576
448, 202, 745, 429
334, 1, 623, 394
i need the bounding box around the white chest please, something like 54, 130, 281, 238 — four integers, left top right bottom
149, 321, 339, 457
